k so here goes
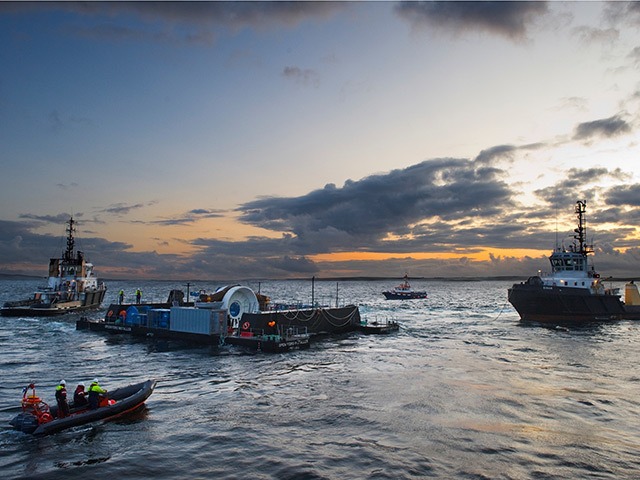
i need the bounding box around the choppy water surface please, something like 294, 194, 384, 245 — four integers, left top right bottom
1, 278, 640, 479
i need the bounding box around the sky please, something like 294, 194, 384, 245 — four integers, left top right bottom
1, 1, 640, 280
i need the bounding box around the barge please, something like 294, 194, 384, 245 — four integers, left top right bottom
77, 284, 395, 350
77, 285, 365, 352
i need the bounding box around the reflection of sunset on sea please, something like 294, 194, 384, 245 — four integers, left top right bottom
2, 2, 640, 279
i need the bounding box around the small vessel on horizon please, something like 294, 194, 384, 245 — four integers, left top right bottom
382, 273, 427, 300
508, 200, 640, 324
1, 217, 107, 316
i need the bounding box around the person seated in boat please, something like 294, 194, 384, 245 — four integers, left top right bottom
55, 380, 70, 418
87, 379, 108, 410
73, 383, 88, 407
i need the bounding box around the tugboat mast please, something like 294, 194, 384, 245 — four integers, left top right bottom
573, 200, 592, 256
64, 217, 75, 262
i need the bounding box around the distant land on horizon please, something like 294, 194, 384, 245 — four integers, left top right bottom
2, 272, 637, 283
0, 271, 527, 282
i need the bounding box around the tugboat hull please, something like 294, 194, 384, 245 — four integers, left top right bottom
1, 288, 107, 317
508, 282, 626, 324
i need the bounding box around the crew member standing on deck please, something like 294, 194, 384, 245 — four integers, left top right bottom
55, 380, 70, 418
135, 289, 142, 304
119, 289, 124, 304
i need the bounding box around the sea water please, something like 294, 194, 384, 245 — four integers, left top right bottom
1, 278, 639, 479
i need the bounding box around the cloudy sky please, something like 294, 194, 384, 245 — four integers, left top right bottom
1, 1, 640, 280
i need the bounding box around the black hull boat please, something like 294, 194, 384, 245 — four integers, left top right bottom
508, 201, 640, 324
508, 277, 628, 323
1, 217, 107, 317
10, 379, 156, 435
382, 274, 427, 300
1, 289, 107, 317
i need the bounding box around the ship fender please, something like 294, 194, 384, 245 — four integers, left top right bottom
221, 286, 259, 322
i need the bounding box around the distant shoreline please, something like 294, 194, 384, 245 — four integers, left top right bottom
1, 272, 637, 282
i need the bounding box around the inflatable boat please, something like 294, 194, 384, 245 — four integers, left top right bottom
10, 379, 156, 435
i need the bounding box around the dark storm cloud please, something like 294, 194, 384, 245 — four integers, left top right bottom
237, 158, 515, 255
0, 219, 131, 268
534, 167, 626, 206
91, 1, 344, 29
395, 1, 548, 40
591, 206, 640, 230
185, 236, 320, 277
0, 1, 343, 26
573, 114, 632, 141
604, 184, 640, 207
0, 2, 345, 46
603, 2, 640, 28
19, 213, 76, 224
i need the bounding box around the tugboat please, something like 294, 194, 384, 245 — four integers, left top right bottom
508, 200, 639, 324
382, 274, 427, 299
1, 217, 107, 316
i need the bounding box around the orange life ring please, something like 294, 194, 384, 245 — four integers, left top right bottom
119, 310, 127, 320
242, 321, 250, 330
39, 412, 53, 424
107, 310, 113, 317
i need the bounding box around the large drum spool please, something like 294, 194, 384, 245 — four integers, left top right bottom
221, 286, 259, 322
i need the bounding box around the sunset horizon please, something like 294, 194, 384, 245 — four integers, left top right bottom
2, 1, 640, 280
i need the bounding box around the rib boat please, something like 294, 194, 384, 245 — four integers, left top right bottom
10, 379, 156, 435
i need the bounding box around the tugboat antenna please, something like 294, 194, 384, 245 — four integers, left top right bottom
555, 204, 559, 251
574, 200, 591, 255
64, 217, 75, 262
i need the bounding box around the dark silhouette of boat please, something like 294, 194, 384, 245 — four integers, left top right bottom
10, 379, 156, 435
1, 217, 107, 316
508, 200, 640, 324
382, 274, 427, 299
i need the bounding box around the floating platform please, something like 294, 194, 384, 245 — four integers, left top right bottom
78, 285, 370, 352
